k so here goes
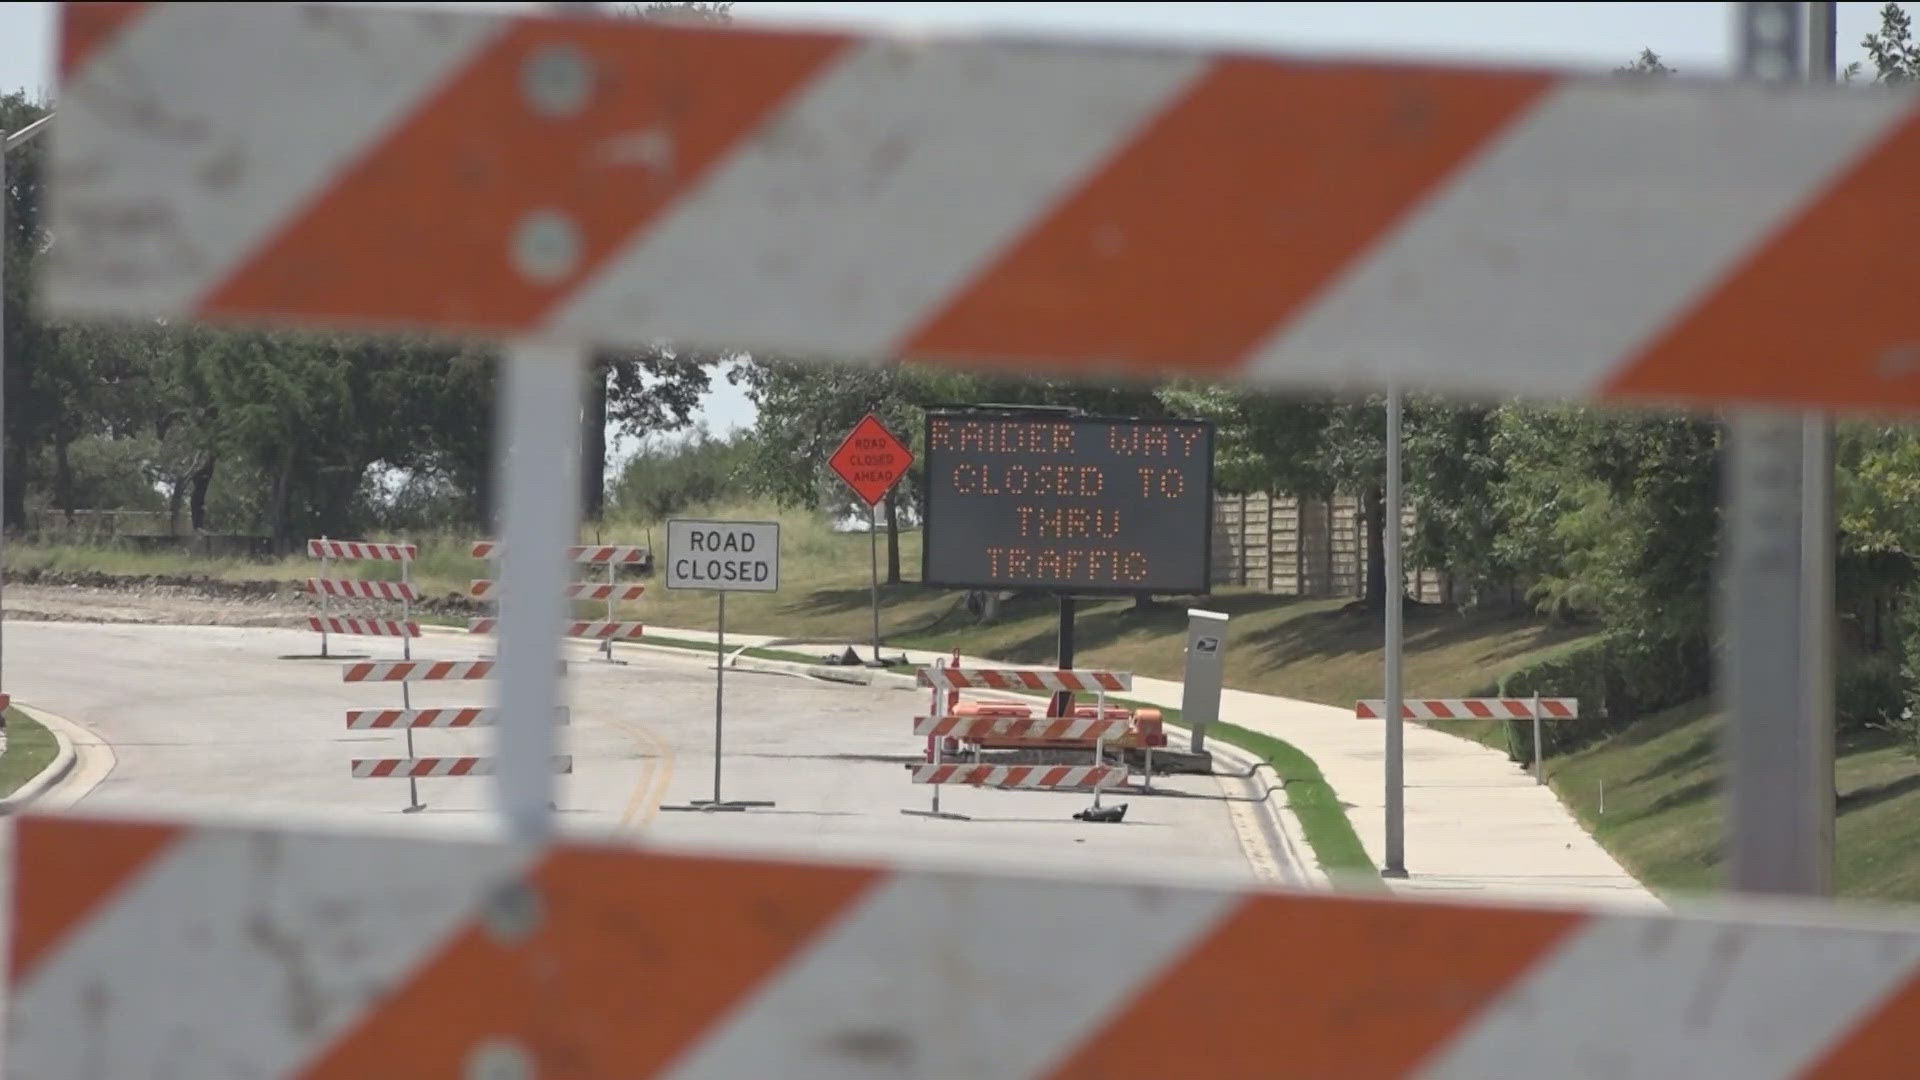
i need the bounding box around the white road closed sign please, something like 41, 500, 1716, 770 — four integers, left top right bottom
666, 520, 780, 592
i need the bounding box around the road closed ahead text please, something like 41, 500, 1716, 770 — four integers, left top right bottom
923, 415, 1213, 593
666, 521, 780, 592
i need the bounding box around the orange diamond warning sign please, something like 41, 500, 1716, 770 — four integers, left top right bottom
830, 414, 913, 507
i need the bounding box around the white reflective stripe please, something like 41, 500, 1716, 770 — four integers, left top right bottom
45, 4, 503, 319
9, 826, 530, 1080
549, 40, 1207, 357
1419, 910, 1920, 1080
1248, 81, 1915, 396
662, 870, 1236, 1080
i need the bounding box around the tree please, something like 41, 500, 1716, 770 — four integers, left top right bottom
732, 358, 952, 583
1615, 48, 1673, 77
3, 92, 57, 530
1864, 2, 1919, 82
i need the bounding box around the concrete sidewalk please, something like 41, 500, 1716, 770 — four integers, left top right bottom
632, 624, 1659, 910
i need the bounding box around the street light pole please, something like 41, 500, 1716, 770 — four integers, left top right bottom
1383, 386, 1407, 878
1, 113, 57, 700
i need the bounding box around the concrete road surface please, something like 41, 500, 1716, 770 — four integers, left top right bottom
3, 622, 1296, 887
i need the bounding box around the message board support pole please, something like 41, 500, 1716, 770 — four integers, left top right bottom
1053, 595, 1077, 718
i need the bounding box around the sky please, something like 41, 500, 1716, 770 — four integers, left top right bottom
0, 1, 1899, 446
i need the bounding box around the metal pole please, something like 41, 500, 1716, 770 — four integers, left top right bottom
319, 547, 332, 658
1809, 2, 1836, 81
869, 502, 881, 664
402, 556, 420, 812
714, 590, 725, 805
1383, 387, 1406, 878
492, 339, 584, 845
603, 559, 614, 661
1722, 0, 1832, 898
1532, 690, 1544, 785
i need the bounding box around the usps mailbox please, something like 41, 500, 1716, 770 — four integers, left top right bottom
1181, 609, 1229, 753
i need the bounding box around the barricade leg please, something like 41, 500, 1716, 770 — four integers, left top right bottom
902, 711, 969, 821
319, 547, 332, 658
400, 680, 425, 814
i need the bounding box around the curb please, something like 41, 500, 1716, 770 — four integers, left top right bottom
1195, 729, 1325, 889
0, 704, 78, 815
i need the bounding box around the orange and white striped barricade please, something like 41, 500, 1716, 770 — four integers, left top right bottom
303, 537, 419, 659
1358, 697, 1580, 784
904, 712, 1134, 820
34, 2, 1920, 1067
342, 658, 566, 813
472, 542, 650, 660
28, 811, 1920, 1077
350, 756, 573, 779
467, 618, 645, 641
916, 666, 1150, 753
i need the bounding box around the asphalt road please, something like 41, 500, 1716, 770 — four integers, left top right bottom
4, 622, 1296, 887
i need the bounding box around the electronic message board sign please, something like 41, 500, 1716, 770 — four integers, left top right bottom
922, 412, 1214, 594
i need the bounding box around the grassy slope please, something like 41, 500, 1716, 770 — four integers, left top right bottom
0, 708, 58, 798
11, 504, 1594, 715
1536, 700, 1920, 903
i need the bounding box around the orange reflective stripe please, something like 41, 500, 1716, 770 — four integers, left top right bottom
299, 848, 878, 1077
10, 817, 184, 987
58, 1, 149, 79
1607, 112, 1920, 409
204, 22, 846, 330
908, 61, 1552, 375
1050, 892, 1582, 1079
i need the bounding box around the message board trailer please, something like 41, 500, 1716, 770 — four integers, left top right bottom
663, 520, 781, 812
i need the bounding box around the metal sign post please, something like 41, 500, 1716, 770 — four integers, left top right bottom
828, 413, 912, 667
661, 518, 780, 812
869, 503, 882, 663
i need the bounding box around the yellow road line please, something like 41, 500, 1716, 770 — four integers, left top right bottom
615, 714, 673, 831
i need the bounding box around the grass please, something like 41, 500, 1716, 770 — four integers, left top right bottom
1524, 699, 1920, 903
0, 708, 59, 798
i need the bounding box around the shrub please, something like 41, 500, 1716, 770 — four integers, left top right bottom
1496, 631, 1711, 764
1838, 652, 1906, 732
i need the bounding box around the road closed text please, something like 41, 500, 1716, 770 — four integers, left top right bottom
665, 520, 781, 592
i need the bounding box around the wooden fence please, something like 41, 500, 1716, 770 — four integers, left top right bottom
1210, 491, 1457, 602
